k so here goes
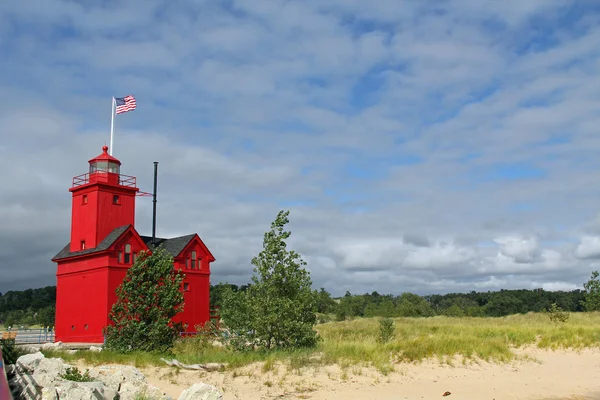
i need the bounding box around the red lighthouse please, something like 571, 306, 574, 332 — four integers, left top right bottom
52, 146, 215, 343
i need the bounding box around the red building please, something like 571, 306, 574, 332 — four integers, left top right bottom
52, 145, 215, 343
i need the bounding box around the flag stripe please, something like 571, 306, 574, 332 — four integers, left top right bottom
115, 95, 137, 114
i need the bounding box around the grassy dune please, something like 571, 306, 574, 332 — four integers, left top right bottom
41, 312, 600, 373
315, 312, 600, 371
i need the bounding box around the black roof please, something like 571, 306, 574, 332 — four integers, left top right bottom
52, 225, 131, 261
140, 234, 196, 257
52, 225, 197, 261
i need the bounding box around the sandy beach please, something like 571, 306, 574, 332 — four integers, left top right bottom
129, 347, 600, 400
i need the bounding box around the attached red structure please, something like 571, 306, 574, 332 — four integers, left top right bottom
52, 145, 216, 343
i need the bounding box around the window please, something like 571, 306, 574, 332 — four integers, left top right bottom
124, 244, 131, 263
132, 252, 137, 263
183, 283, 189, 291
82, 195, 88, 205
113, 195, 120, 204
107, 162, 120, 174
80, 240, 86, 250
191, 251, 197, 269
186, 258, 190, 269
118, 251, 123, 263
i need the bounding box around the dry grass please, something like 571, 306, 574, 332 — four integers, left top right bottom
41, 312, 600, 374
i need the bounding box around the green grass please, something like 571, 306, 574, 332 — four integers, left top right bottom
42, 349, 166, 367
40, 312, 600, 374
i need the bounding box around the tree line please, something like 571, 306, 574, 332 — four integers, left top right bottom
210, 284, 588, 321
0, 286, 56, 328
0, 280, 593, 329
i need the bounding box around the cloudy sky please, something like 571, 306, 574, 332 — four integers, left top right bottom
1, 1, 600, 296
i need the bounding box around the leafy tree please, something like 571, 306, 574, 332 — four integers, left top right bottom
221, 210, 319, 350
103, 248, 186, 353
444, 304, 465, 317
582, 271, 600, 312
315, 288, 336, 313
37, 306, 55, 327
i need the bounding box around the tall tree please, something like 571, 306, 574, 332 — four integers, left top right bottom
582, 271, 600, 312
221, 210, 319, 350
103, 248, 186, 353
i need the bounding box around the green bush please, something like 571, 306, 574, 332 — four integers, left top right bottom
221, 210, 319, 351
103, 248, 186, 353
547, 303, 570, 324
1, 338, 26, 365
378, 318, 395, 344
60, 367, 94, 382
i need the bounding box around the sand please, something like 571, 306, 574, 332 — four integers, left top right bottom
131, 347, 600, 399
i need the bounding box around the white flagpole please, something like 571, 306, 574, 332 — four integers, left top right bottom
109, 97, 115, 156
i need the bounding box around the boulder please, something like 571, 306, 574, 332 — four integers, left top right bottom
8, 351, 122, 400
178, 383, 223, 400
40, 342, 62, 351
88, 364, 171, 400
9, 352, 71, 399
53, 380, 118, 400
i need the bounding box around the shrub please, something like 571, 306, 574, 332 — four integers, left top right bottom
103, 248, 186, 353
60, 367, 94, 382
221, 210, 319, 351
378, 318, 395, 344
0, 338, 26, 365
547, 303, 570, 324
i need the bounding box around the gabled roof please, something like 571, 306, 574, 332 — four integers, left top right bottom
52, 225, 131, 261
140, 234, 196, 258
53, 228, 214, 262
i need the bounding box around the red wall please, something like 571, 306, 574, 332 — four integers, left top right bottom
95, 187, 136, 247
69, 184, 137, 252
173, 266, 211, 331
55, 260, 108, 343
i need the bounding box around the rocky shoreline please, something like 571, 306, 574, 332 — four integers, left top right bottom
6, 346, 223, 400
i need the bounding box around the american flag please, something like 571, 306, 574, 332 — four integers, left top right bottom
115, 95, 137, 114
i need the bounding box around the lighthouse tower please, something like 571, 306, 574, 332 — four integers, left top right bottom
53, 145, 215, 343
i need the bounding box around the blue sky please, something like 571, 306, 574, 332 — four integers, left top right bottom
1, 0, 600, 295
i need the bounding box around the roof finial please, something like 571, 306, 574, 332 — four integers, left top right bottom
102, 145, 109, 153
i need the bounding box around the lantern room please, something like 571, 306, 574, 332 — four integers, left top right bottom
76, 145, 126, 187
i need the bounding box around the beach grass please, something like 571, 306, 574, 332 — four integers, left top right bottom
40, 312, 600, 373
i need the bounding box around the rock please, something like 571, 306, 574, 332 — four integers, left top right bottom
89, 346, 102, 352
9, 350, 170, 400
65, 349, 78, 354
88, 364, 171, 400
15, 351, 46, 372
53, 380, 118, 400
40, 341, 62, 350
9, 352, 71, 398
20, 345, 41, 353
178, 383, 223, 400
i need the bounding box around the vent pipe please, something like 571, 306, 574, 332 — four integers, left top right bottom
152, 161, 158, 246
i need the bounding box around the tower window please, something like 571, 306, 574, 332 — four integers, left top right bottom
118, 251, 123, 263
183, 283, 190, 291
113, 195, 120, 204
191, 251, 197, 269
124, 244, 131, 263
82, 195, 88, 205
80, 240, 86, 250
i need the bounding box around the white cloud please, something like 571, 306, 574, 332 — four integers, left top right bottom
575, 236, 600, 260
0, 0, 598, 295
494, 236, 540, 263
